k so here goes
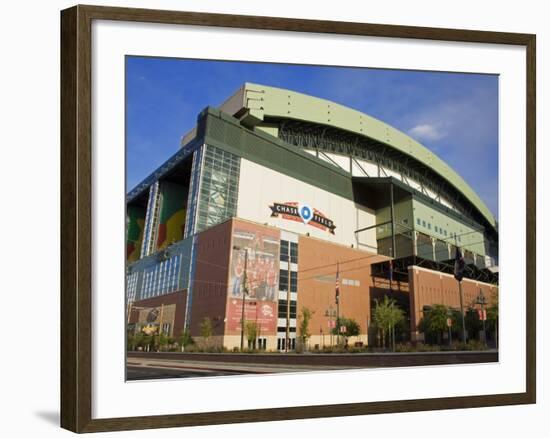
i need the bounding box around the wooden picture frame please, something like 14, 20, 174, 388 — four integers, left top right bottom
60, 4, 536, 433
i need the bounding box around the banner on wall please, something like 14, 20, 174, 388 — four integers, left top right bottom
135, 304, 176, 336
227, 225, 280, 333
269, 201, 336, 234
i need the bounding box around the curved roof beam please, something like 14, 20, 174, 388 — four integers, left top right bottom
220, 82, 495, 228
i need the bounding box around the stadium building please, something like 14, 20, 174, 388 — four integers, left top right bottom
126, 83, 498, 351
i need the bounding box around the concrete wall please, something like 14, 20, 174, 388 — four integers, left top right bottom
236, 158, 377, 249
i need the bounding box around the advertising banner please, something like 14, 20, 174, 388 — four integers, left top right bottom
135, 303, 176, 336
227, 224, 280, 334
226, 299, 277, 335
269, 201, 336, 234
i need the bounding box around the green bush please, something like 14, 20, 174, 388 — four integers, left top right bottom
455, 340, 488, 351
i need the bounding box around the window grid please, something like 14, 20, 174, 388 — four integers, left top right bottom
195, 145, 241, 233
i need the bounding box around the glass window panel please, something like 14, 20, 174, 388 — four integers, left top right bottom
290, 242, 298, 263
280, 240, 289, 261
290, 271, 298, 292
279, 270, 288, 291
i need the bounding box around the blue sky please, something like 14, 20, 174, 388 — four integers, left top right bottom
126, 57, 499, 217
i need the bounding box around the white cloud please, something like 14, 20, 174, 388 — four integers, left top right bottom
408, 124, 446, 142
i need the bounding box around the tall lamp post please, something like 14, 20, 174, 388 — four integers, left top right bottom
233, 245, 249, 351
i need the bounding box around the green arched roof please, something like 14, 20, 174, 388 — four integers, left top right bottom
224, 82, 495, 228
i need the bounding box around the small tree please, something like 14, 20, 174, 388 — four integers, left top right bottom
199, 317, 213, 348
178, 329, 194, 352
131, 332, 145, 351
372, 295, 404, 349
245, 321, 259, 349
159, 333, 169, 351
141, 335, 154, 352
419, 304, 450, 345
298, 307, 314, 350
331, 317, 360, 347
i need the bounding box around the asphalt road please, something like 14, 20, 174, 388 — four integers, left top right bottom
126, 350, 498, 381
126, 357, 339, 380
127, 365, 241, 380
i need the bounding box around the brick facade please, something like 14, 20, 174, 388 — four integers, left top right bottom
408, 266, 497, 340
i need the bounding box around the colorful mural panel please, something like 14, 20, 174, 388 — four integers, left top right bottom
226, 224, 280, 334
156, 181, 187, 250
126, 205, 146, 262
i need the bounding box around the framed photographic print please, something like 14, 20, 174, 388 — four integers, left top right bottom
60, 4, 536, 433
